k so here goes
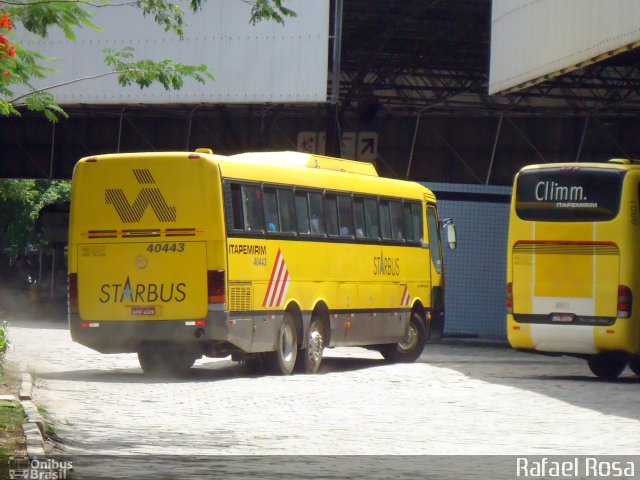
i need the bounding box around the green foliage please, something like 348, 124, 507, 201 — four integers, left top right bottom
7, 1, 98, 40
248, 0, 297, 25
24, 91, 69, 122
0, 322, 9, 368
0, 179, 71, 258
104, 47, 214, 90
136, 0, 188, 37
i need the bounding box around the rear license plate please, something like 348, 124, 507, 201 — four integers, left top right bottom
131, 306, 157, 316
551, 313, 575, 323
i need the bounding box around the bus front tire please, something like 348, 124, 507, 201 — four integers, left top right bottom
265, 312, 298, 375
628, 355, 640, 376
138, 343, 196, 377
587, 352, 628, 379
380, 313, 426, 363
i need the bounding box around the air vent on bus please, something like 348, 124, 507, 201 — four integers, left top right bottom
229, 284, 252, 312
122, 229, 161, 238
84, 228, 201, 239
87, 230, 118, 239
513, 241, 619, 256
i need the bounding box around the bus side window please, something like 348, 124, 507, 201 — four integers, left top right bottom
309, 192, 325, 235
229, 183, 245, 230
353, 197, 366, 238
325, 194, 339, 236
277, 188, 296, 234
402, 203, 413, 241
337, 195, 353, 237
264, 187, 279, 232
364, 197, 379, 239
379, 200, 392, 239
295, 191, 311, 234
390, 201, 404, 240
411, 203, 423, 242
242, 185, 265, 233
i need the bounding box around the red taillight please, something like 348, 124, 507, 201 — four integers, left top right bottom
617, 285, 632, 318
506, 282, 513, 314
67, 273, 78, 314
207, 270, 225, 304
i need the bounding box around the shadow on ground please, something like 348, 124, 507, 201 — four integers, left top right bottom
427, 340, 640, 422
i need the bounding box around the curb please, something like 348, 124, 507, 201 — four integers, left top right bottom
18, 372, 46, 458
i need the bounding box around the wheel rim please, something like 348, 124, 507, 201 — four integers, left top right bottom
307, 328, 324, 368
280, 323, 295, 364
398, 322, 418, 353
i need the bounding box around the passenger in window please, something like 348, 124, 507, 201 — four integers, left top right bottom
340, 226, 350, 236
310, 217, 322, 234
267, 222, 277, 232
355, 228, 364, 238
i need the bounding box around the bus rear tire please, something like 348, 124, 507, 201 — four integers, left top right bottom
296, 317, 325, 374
587, 352, 628, 379
138, 342, 196, 377
628, 355, 640, 376
265, 312, 298, 375
380, 312, 426, 363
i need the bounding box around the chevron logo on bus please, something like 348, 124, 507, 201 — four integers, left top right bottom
401, 286, 411, 306
263, 248, 290, 308
105, 169, 177, 223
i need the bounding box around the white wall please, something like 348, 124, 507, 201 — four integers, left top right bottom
489, 0, 640, 94
16, 0, 329, 104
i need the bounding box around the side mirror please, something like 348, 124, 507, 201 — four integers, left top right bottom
446, 223, 457, 250
440, 218, 457, 250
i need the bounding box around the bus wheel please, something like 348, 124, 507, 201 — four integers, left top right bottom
265, 312, 298, 375
380, 312, 426, 363
628, 355, 640, 376
587, 352, 628, 379
297, 317, 325, 374
138, 342, 196, 377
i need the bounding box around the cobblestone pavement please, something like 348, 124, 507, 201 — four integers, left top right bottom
6, 317, 640, 478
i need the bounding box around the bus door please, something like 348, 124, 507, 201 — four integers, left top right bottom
426, 204, 445, 339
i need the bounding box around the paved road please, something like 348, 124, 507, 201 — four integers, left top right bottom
6, 317, 640, 479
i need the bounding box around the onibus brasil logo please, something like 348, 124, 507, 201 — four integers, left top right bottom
105, 169, 176, 222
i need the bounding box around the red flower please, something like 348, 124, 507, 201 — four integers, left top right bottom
3, 71, 9, 78
0, 13, 12, 31
8, 45, 14, 58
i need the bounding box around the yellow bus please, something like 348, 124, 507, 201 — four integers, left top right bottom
68, 149, 456, 375
507, 159, 640, 378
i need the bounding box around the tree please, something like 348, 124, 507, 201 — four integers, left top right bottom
0, 179, 70, 258
0, 0, 295, 121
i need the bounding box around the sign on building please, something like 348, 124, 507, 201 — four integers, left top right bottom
297, 131, 378, 161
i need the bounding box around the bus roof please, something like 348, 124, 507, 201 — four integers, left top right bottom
519, 159, 640, 173
216, 151, 434, 202
227, 151, 379, 177
76, 150, 436, 203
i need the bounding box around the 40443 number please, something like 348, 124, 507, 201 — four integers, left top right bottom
146, 243, 185, 253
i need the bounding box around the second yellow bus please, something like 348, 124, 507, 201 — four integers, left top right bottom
507, 159, 640, 378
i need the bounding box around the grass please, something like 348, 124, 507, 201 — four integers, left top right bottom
0, 321, 28, 461
37, 404, 57, 439
0, 372, 26, 458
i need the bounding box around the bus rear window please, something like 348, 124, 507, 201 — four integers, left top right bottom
515, 168, 625, 222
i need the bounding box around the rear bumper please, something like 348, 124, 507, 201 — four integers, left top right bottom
507, 314, 640, 355
69, 311, 275, 354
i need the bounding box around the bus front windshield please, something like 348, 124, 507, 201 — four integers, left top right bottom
515, 167, 625, 222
